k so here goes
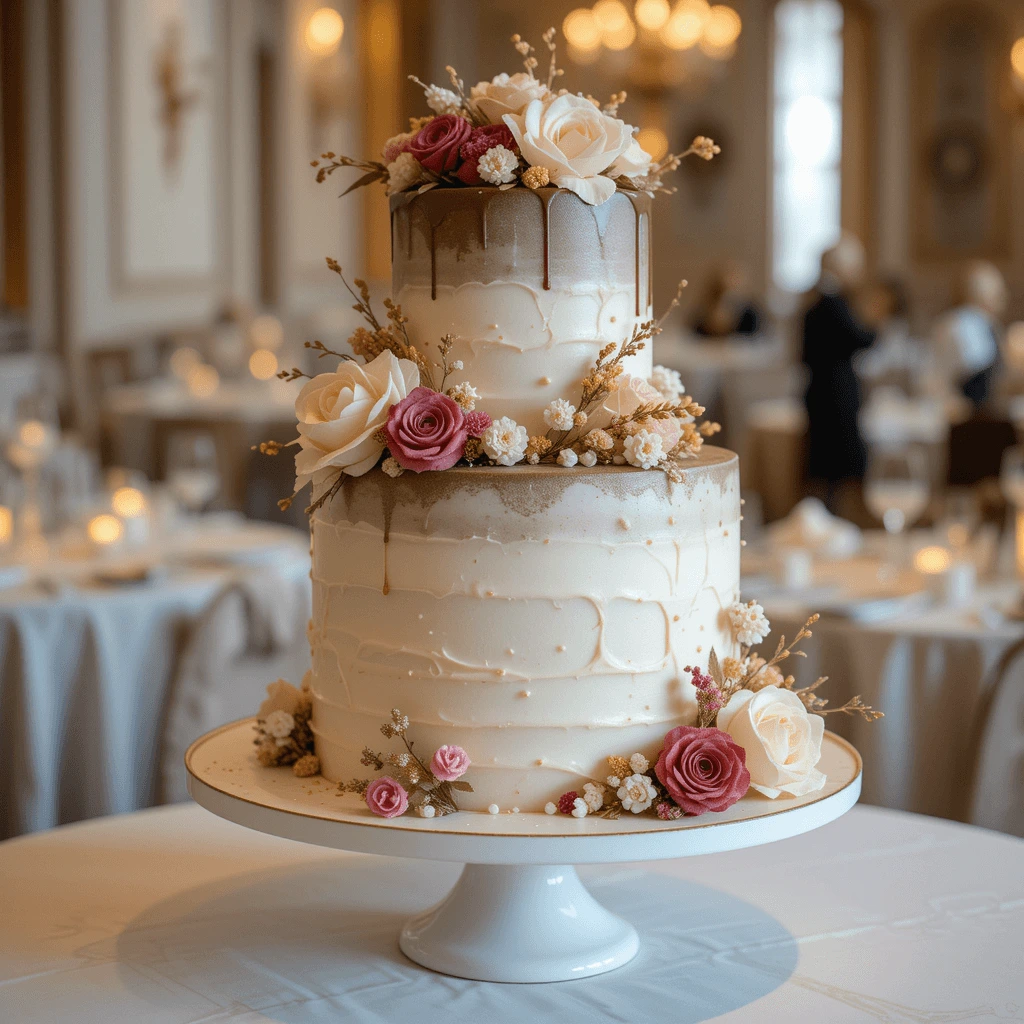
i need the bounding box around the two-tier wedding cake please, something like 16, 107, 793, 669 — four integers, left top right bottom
252, 30, 878, 822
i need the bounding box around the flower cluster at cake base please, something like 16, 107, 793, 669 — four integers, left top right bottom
253, 679, 321, 779
335, 709, 474, 818
552, 602, 882, 820
308, 28, 718, 208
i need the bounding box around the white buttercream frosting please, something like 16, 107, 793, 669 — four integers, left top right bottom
309, 452, 741, 810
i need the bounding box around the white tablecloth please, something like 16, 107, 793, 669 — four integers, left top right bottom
0, 803, 1020, 1021
0, 524, 311, 838
756, 582, 1024, 825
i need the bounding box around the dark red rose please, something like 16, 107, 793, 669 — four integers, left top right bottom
407, 114, 472, 175
454, 124, 518, 184
384, 387, 468, 472
655, 726, 750, 815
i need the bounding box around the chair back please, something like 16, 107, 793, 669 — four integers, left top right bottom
157, 571, 310, 804
969, 637, 1024, 837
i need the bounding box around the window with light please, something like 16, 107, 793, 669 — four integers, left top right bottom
772, 0, 844, 295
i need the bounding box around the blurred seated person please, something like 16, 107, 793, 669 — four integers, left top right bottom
855, 276, 923, 390
932, 261, 1006, 409
691, 261, 763, 339
802, 234, 876, 512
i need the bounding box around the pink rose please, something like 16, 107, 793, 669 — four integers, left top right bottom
463, 411, 492, 438
454, 124, 517, 184
655, 726, 750, 816
365, 776, 409, 818
430, 744, 471, 781
385, 387, 468, 472
407, 114, 472, 175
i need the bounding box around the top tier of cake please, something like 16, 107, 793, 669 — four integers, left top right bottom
390, 187, 653, 434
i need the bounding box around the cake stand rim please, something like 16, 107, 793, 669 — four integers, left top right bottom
186, 718, 862, 864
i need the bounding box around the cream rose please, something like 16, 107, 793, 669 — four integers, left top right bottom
470, 71, 550, 123
597, 375, 682, 451
716, 686, 826, 798
609, 137, 652, 180
294, 350, 419, 483
503, 94, 634, 206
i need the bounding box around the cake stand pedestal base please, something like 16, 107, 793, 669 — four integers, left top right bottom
399, 863, 638, 982
186, 719, 862, 985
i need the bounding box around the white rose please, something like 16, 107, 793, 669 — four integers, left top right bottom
294, 350, 419, 483
470, 71, 550, 123
258, 679, 304, 718
717, 686, 826, 799
609, 138, 652, 180
503, 95, 634, 206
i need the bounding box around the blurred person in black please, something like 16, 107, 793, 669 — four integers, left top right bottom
802, 234, 876, 513
691, 261, 763, 339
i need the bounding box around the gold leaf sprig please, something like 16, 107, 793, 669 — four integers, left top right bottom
311, 152, 389, 194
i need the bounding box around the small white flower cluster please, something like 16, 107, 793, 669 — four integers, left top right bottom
424, 84, 462, 116
617, 773, 658, 814
477, 145, 519, 185
650, 365, 685, 404
447, 381, 479, 411
557, 448, 577, 468
559, 781, 607, 819
481, 416, 529, 466
543, 398, 576, 431
386, 151, 421, 195
605, 752, 655, 813
728, 600, 771, 646
623, 430, 664, 470
264, 709, 295, 745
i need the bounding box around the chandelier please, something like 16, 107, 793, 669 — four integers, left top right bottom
563, 0, 741, 67
562, 1, 742, 156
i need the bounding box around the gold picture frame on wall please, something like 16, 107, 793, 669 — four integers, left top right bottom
910, 2, 1011, 264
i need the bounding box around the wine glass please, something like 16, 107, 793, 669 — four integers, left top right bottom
166, 432, 220, 516
1000, 447, 1024, 577
864, 446, 930, 572
5, 393, 60, 561
940, 489, 979, 558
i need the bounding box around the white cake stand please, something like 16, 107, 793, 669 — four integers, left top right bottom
186, 719, 861, 984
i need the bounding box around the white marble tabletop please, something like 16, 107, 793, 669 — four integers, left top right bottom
1, 803, 1021, 1022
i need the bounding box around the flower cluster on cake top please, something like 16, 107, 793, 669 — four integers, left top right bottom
310, 29, 718, 208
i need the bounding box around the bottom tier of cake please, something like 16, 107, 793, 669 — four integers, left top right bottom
308, 447, 741, 811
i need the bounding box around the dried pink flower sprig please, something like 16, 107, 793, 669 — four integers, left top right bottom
337, 708, 474, 819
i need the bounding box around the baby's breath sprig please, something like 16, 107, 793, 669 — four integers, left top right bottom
540, 27, 565, 90
510, 33, 539, 77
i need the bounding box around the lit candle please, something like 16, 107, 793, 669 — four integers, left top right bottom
110, 486, 150, 545
88, 514, 124, 548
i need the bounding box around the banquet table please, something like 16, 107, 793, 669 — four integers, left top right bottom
0, 803, 1020, 1022
0, 520, 311, 839
101, 379, 300, 520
